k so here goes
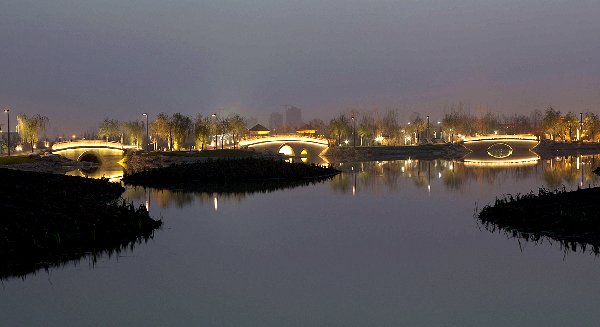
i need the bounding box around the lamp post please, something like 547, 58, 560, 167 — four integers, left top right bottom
212, 113, 217, 150
143, 113, 149, 151
426, 115, 430, 142
580, 112, 583, 141
3, 109, 9, 156
351, 116, 355, 148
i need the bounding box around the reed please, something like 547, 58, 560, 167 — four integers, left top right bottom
477, 185, 600, 253
0, 168, 162, 279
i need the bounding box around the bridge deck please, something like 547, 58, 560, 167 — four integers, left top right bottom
240, 135, 329, 147
240, 136, 328, 147
52, 140, 137, 151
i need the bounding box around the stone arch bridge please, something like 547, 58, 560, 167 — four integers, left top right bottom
461, 135, 540, 164
239, 136, 329, 159
51, 140, 134, 164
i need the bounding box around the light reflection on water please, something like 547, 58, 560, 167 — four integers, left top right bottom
3, 155, 600, 326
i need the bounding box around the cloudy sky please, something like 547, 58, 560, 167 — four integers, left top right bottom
1, 0, 599, 136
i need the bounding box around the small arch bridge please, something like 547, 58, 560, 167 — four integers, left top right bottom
240, 136, 329, 158
52, 140, 135, 164
462, 134, 540, 165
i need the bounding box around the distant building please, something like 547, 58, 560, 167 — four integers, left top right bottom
248, 124, 270, 137
286, 106, 302, 128
269, 112, 283, 131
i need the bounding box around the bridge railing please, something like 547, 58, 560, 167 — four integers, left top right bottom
463, 134, 538, 142
239, 134, 329, 147
52, 140, 132, 151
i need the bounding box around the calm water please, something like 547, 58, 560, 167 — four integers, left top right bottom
3, 156, 600, 326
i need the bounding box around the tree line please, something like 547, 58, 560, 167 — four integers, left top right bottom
8, 102, 600, 153
325, 103, 600, 146
98, 113, 247, 150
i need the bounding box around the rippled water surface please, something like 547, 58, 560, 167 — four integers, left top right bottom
3, 156, 600, 326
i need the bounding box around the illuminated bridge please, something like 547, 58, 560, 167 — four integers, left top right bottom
461, 134, 540, 165
239, 136, 329, 159
51, 140, 136, 164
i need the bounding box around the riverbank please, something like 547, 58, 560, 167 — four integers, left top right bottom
0, 168, 162, 279
122, 148, 288, 174
532, 139, 600, 158
0, 153, 100, 174
122, 156, 340, 185
4, 140, 600, 175
321, 143, 470, 162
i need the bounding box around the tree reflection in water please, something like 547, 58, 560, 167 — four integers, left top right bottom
478, 217, 600, 256
122, 177, 336, 209
329, 154, 600, 195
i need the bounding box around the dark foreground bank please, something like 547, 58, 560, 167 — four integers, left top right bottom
122, 157, 340, 184
0, 168, 162, 279
478, 186, 600, 253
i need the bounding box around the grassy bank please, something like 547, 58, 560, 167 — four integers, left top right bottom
145, 149, 255, 158
122, 157, 340, 184
351, 144, 447, 151
0, 155, 39, 165
477, 186, 600, 253
0, 168, 162, 279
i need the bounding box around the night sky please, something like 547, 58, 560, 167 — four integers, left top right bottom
1, 0, 599, 137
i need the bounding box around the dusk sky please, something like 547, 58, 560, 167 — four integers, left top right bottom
1, 0, 599, 137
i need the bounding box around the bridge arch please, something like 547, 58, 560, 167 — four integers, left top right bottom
278, 144, 295, 156
78, 150, 104, 164
300, 148, 310, 158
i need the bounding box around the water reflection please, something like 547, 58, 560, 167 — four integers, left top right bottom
478, 218, 600, 256
122, 177, 336, 209
1, 231, 156, 280
65, 162, 125, 182
330, 154, 600, 194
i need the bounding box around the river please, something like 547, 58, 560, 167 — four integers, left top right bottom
2, 156, 600, 326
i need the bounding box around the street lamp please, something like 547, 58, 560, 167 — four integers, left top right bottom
3, 109, 9, 156
212, 113, 217, 150
580, 112, 583, 141
351, 116, 355, 148
426, 115, 430, 142
143, 113, 149, 151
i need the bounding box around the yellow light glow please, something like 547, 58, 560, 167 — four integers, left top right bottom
463, 158, 539, 166
279, 145, 294, 156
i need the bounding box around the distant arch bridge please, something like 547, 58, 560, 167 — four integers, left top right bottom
52, 140, 135, 164
462, 134, 540, 165
240, 136, 329, 158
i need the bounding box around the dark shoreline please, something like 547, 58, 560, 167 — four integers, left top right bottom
0, 168, 162, 279
477, 185, 600, 253
122, 157, 341, 185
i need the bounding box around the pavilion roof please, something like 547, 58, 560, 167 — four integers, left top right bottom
296, 124, 316, 133
248, 124, 270, 132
